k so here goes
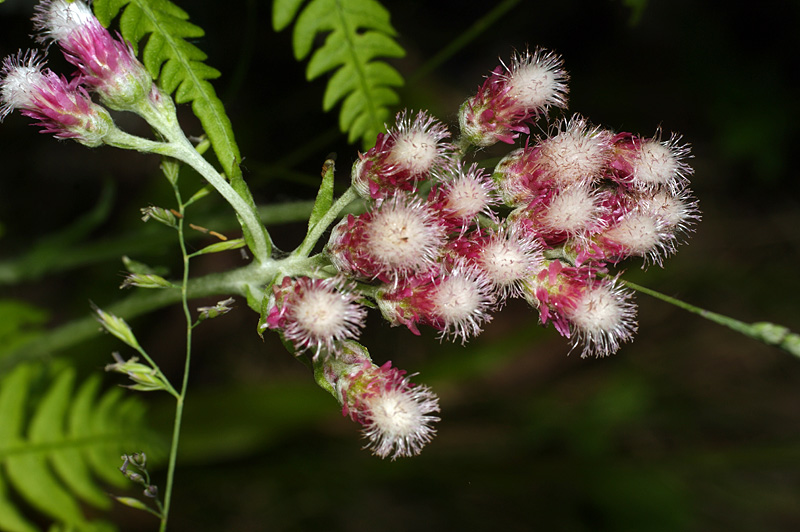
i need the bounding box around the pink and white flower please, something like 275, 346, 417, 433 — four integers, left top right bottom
352, 111, 453, 201
34, 0, 153, 110
264, 276, 366, 356
326, 194, 446, 283
0, 50, 112, 146
316, 341, 440, 460
459, 48, 568, 147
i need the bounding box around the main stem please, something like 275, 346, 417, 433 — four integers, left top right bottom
159, 186, 194, 531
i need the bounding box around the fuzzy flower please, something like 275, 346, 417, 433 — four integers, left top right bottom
0, 50, 113, 146
34, 0, 153, 111
429, 162, 499, 231
459, 48, 568, 147
264, 276, 366, 356
534, 115, 614, 188
509, 182, 607, 246
326, 194, 446, 283
352, 111, 452, 201
378, 262, 495, 343
607, 132, 693, 192
563, 277, 637, 358
524, 261, 637, 356
594, 206, 677, 267
315, 341, 440, 460
640, 188, 700, 238
462, 226, 544, 300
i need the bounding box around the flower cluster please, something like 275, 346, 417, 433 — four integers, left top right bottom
0, 0, 159, 142
324, 47, 697, 362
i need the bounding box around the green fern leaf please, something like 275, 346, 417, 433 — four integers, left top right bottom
92, 0, 241, 178
273, 0, 406, 147
0, 363, 160, 531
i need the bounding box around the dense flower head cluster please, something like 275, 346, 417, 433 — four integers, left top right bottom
321, 47, 697, 362
1, 1, 700, 462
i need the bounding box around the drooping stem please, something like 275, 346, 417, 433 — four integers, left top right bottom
623, 279, 800, 357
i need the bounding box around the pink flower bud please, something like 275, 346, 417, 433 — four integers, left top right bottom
34, 0, 153, 110
1, 50, 113, 146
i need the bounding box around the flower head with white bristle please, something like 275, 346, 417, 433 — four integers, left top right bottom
0, 49, 113, 146
264, 276, 366, 356
564, 277, 637, 358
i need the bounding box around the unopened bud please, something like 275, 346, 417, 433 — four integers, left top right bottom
140, 206, 177, 227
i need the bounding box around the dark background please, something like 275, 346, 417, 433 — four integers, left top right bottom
2, 0, 800, 530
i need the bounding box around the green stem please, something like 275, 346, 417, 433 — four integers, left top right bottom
163, 138, 270, 264
159, 184, 194, 531
113, 98, 271, 264
623, 279, 800, 357
293, 187, 359, 258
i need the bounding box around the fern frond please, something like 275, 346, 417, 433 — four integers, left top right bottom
92, 0, 242, 178
0, 363, 161, 532
273, 0, 406, 147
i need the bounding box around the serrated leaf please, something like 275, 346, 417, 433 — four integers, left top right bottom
0, 363, 161, 530
274, 0, 406, 147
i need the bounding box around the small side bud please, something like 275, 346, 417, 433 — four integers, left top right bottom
140, 206, 177, 228
94, 306, 141, 350
120, 273, 175, 289
105, 352, 171, 392
197, 297, 235, 322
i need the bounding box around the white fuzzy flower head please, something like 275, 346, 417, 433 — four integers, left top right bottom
478, 226, 543, 299
269, 277, 366, 356
602, 210, 676, 267
505, 48, 569, 113
387, 111, 451, 176
36, 0, 97, 43
632, 134, 692, 192
361, 381, 441, 460
566, 279, 637, 358
365, 195, 446, 278
429, 263, 494, 343
538, 115, 613, 187
540, 183, 603, 235
0, 51, 45, 117
641, 189, 700, 236
436, 163, 498, 223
